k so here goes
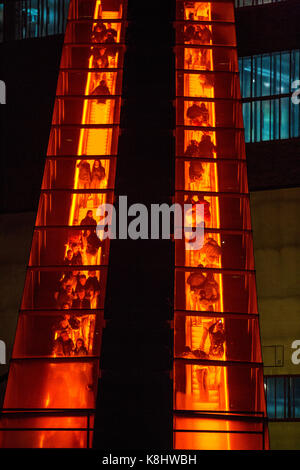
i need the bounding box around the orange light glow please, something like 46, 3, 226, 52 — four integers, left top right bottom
174, 0, 268, 450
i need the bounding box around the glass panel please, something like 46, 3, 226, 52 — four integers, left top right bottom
240, 50, 300, 142
12, 0, 70, 40
265, 377, 275, 418
261, 54, 271, 97
280, 97, 289, 139
13, 311, 102, 358
47, 126, 118, 155
29, 227, 110, 266
64, 21, 123, 44
177, 71, 241, 100
239, 57, 251, 99
21, 268, 107, 309
175, 231, 255, 270
0, 415, 92, 448
174, 414, 264, 450
175, 159, 248, 193
176, 128, 246, 159
42, 158, 116, 190
174, 314, 262, 362
291, 95, 300, 138
3, 360, 98, 408
174, 362, 265, 412
176, 1, 235, 23
271, 52, 281, 95
177, 99, 243, 128
251, 100, 260, 142
36, 191, 114, 226
68, 0, 124, 20
175, 193, 252, 230
252, 55, 262, 98
262, 100, 271, 141
291, 50, 300, 86
280, 51, 290, 94
294, 377, 300, 419
56, 70, 122, 96
236, 0, 285, 7
242, 102, 251, 143
52, 97, 121, 125
176, 23, 236, 47
176, 46, 239, 72
175, 269, 258, 313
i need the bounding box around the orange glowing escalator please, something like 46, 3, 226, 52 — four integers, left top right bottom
0, 0, 127, 448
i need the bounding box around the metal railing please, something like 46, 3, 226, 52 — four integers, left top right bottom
0, 408, 96, 448
0, 0, 70, 42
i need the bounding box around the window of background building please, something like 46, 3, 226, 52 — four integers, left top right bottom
235, 0, 285, 7
0, 0, 70, 41
239, 50, 300, 142
264, 376, 300, 420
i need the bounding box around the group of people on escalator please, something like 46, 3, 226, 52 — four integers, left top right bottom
90, 22, 118, 68
53, 207, 102, 313
184, 7, 212, 70
51, 264, 101, 357
181, 319, 226, 361
77, 159, 106, 208
52, 313, 89, 357
54, 268, 101, 310
184, 134, 216, 184
184, 20, 212, 45
186, 102, 210, 127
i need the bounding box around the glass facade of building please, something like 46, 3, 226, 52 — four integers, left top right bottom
239, 50, 300, 142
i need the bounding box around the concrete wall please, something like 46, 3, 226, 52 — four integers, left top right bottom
251, 187, 300, 449
0, 212, 35, 375
268, 422, 300, 450
251, 188, 300, 375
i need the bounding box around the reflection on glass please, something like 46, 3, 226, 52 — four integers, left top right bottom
1, 0, 127, 449
174, 362, 265, 413
4, 361, 98, 409
175, 160, 248, 194
21, 268, 106, 310
174, 314, 262, 363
